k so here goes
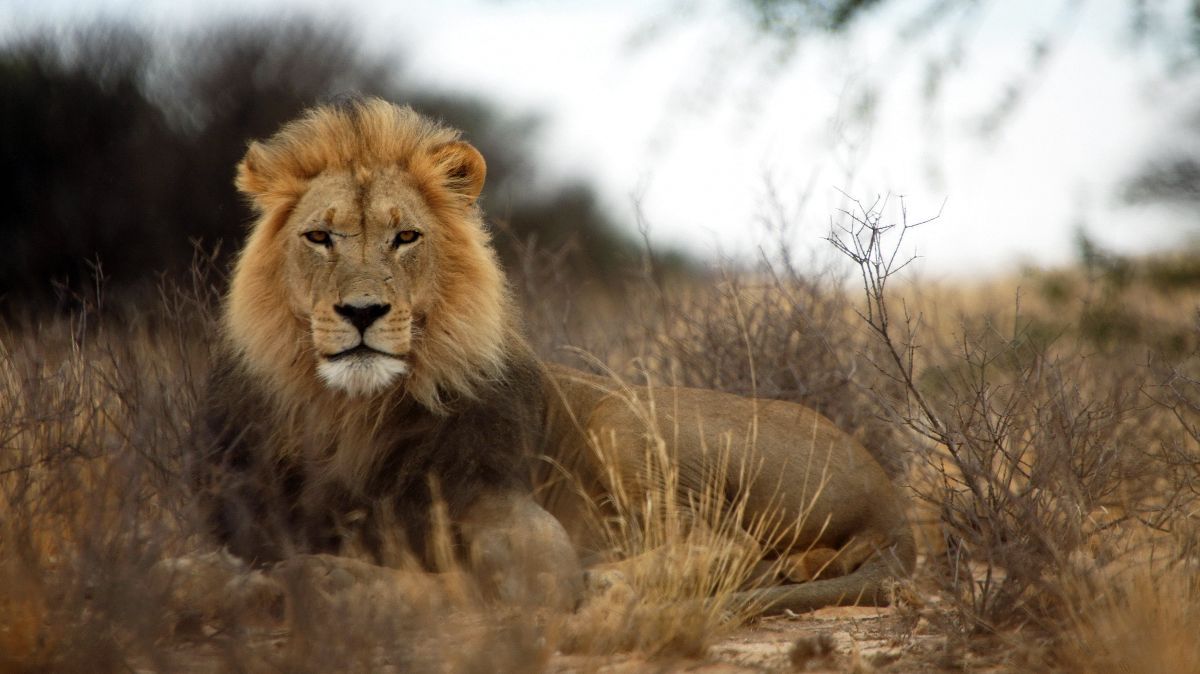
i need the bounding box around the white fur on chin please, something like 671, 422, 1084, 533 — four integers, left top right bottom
317, 355, 410, 396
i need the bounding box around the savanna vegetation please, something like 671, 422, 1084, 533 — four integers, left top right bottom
1, 17, 1198, 674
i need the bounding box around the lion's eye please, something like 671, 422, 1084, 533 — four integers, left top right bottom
303, 230, 332, 247
392, 230, 422, 248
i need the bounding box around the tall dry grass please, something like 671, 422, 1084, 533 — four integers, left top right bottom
1, 205, 1197, 671
0, 255, 817, 670
0, 271, 215, 672
0, 265, 558, 671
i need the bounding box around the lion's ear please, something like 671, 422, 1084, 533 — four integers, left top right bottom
235, 141, 270, 202
235, 141, 306, 215
431, 141, 486, 203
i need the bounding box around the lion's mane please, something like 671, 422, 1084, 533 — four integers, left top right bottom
198, 102, 550, 564
226, 99, 516, 419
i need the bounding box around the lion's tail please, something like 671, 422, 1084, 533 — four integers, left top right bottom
730, 530, 916, 616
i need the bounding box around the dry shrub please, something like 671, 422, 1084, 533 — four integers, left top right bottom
825, 194, 1200, 663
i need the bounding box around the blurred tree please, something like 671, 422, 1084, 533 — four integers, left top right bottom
0, 27, 185, 302
0, 20, 647, 308
741, 0, 1200, 49
743, 0, 886, 34
729, 0, 1200, 228
1125, 157, 1200, 205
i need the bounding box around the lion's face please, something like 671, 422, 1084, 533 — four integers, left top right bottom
226, 100, 512, 412
282, 167, 436, 396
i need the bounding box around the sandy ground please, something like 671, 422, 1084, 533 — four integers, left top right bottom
549, 606, 944, 673
153, 606, 948, 673
141, 553, 971, 673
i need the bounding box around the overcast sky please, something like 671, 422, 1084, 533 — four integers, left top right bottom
4, 0, 1197, 276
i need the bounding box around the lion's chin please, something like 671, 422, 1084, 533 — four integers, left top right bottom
317, 355, 410, 396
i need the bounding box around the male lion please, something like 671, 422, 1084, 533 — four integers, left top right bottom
195, 98, 914, 615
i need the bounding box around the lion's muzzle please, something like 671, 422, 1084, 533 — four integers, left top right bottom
315, 299, 412, 396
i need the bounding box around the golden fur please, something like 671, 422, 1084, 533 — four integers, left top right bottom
207, 98, 915, 614
224, 100, 522, 488
229, 100, 511, 417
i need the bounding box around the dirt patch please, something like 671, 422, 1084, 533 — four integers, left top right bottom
546, 606, 953, 673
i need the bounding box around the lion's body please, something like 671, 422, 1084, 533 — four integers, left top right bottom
196, 98, 914, 615
534, 365, 915, 612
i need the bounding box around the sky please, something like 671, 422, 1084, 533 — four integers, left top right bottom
4, 0, 1197, 277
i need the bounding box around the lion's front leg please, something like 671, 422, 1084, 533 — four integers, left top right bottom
457, 491, 584, 611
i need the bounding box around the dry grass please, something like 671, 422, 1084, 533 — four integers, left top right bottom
1062, 565, 1200, 674
0, 288, 210, 672
1, 209, 1198, 671
556, 371, 808, 657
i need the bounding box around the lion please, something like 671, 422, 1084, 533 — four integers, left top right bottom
194, 97, 915, 616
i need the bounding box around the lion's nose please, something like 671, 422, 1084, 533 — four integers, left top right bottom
334, 302, 391, 333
